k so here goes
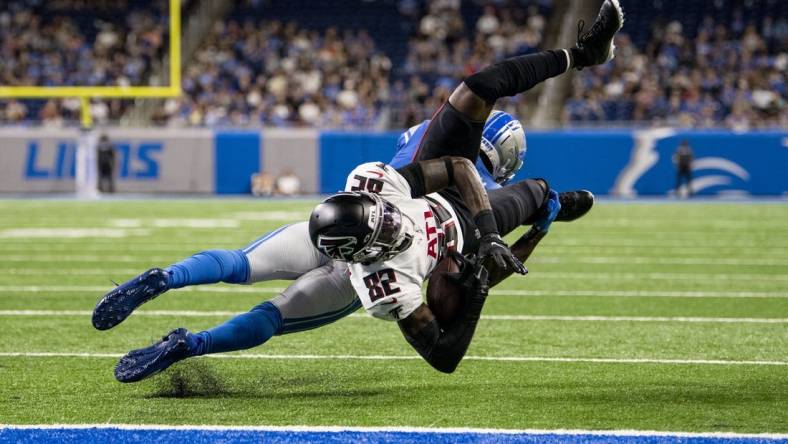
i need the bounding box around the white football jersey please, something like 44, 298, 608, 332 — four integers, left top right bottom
344, 162, 464, 321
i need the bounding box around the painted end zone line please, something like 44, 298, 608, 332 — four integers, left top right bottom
0, 310, 785, 324
1, 285, 785, 299
0, 425, 785, 444
0, 352, 784, 366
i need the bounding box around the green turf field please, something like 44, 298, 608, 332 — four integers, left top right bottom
0, 199, 785, 432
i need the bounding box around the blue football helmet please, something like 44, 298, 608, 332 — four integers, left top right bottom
480, 110, 527, 184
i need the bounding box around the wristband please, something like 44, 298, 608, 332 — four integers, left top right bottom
473, 209, 498, 237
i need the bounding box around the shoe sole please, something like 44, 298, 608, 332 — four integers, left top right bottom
115, 332, 189, 383
92, 269, 168, 331
604, 0, 625, 62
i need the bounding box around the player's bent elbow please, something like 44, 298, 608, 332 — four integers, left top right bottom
448, 156, 474, 171
447, 156, 476, 181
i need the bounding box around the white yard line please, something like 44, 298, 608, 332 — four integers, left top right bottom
530, 256, 788, 266
3, 254, 788, 266
0, 352, 784, 366
0, 285, 785, 299
490, 289, 788, 298
1, 424, 786, 440
3, 269, 788, 283
0, 424, 786, 440
0, 310, 785, 324
530, 271, 788, 282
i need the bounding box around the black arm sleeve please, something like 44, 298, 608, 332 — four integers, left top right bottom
397, 158, 457, 199
398, 274, 488, 373
396, 162, 426, 198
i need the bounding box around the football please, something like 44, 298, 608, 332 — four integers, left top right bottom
426, 255, 465, 326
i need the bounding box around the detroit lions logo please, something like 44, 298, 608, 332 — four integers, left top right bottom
317, 236, 357, 261
612, 128, 753, 196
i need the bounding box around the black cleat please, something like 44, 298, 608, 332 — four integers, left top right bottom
115, 328, 193, 383
572, 0, 624, 70
92, 268, 170, 330
556, 190, 594, 222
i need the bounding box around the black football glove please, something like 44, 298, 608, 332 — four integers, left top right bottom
478, 233, 527, 275
446, 253, 489, 294
446, 253, 490, 320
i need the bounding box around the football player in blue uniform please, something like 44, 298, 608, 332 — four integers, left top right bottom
391, 110, 527, 190
99, 0, 621, 382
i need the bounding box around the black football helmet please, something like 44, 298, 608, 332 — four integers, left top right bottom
309, 192, 413, 264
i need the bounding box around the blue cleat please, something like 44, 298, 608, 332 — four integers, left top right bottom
115, 328, 194, 383
92, 268, 170, 330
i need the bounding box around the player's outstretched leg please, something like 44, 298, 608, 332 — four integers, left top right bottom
414, 0, 623, 163
114, 262, 358, 383
114, 300, 283, 383
91, 249, 249, 330
488, 181, 595, 236
93, 222, 324, 331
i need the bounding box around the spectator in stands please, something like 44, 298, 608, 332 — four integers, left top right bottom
251, 172, 275, 197
274, 169, 302, 196
673, 140, 694, 198
97, 134, 117, 194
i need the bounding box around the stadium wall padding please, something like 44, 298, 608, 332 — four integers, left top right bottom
1, 128, 785, 196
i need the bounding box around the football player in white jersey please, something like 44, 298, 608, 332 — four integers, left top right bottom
106, 0, 621, 381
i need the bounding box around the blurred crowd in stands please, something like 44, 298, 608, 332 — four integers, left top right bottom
154, 0, 550, 128
154, 20, 392, 127
565, 9, 787, 129
1, 0, 785, 130
0, 0, 168, 125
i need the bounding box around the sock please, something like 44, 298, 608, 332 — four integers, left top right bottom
166, 249, 250, 289
464, 49, 571, 103
188, 301, 283, 356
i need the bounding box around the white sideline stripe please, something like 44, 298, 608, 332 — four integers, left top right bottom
3, 239, 788, 250
0, 228, 151, 238
490, 289, 788, 299
4, 269, 788, 283
1, 424, 787, 440
1, 310, 786, 324
531, 256, 788, 266
4, 254, 788, 266
533, 271, 788, 282
0, 285, 785, 299
0, 352, 785, 367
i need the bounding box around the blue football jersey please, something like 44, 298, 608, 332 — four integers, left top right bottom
390, 120, 501, 190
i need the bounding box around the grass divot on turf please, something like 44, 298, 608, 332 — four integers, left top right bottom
149, 360, 229, 399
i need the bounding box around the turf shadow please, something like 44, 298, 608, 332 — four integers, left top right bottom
148, 360, 233, 398
145, 361, 392, 400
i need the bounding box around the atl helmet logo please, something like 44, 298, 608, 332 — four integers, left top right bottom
317, 236, 358, 261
